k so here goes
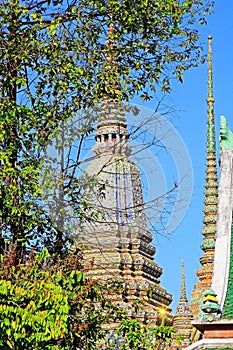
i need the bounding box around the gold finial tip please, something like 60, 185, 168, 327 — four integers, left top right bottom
208, 35, 212, 40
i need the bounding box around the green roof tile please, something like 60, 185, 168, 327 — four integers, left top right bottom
222, 219, 233, 319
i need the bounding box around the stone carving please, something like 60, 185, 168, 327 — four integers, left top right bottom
201, 289, 221, 322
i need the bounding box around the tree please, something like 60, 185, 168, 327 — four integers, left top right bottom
101, 318, 174, 349
0, 1, 214, 347
0, 247, 127, 349
0, 246, 177, 349
0, 0, 214, 257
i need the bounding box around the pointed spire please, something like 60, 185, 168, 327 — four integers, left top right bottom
190, 36, 218, 318
173, 260, 193, 345
93, 24, 130, 155
200, 34, 218, 277
177, 260, 188, 306
180, 260, 187, 302
102, 23, 121, 99
206, 35, 216, 153
105, 23, 116, 62
207, 36, 214, 99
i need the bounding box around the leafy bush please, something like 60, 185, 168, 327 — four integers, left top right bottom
0, 248, 125, 349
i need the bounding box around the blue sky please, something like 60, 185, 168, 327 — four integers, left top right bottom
141, 1, 233, 312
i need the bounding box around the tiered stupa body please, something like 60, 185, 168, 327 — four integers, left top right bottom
173, 261, 193, 346
81, 99, 173, 323
190, 36, 218, 318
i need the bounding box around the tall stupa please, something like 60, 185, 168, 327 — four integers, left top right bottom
80, 25, 173, 325
190, 35, 218, 318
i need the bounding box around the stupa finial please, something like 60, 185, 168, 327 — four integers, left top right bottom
102, 23, 121, 98
180, 259, 187, 302
207, 36, 213, 98
93, 23, 130, 155
206, 35, 216, 153
202, 35, 218, 249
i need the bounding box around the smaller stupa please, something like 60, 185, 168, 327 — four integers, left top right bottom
173, 260, 193, 346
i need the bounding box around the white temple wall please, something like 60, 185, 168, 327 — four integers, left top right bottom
212, 149, 233, 308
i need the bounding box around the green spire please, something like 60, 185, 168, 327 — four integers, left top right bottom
200, 35, 218, 255
191, 37, 218, 317
207, 36, 214, 99
206, 35, 216, 153
199, 35, 218, 274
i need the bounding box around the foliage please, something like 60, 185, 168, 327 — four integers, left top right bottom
101, 318, 174, 349
0, 0, 214, 255
0, 247, 127, 349
0, 246, 175, 350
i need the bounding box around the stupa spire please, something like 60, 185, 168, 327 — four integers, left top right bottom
93, 23, 130, 156
206, 35, 215, 152
190, 36, 218, 317
180, 259, 187, 302
173, 260, 193, 345
102, 23, 121, 99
